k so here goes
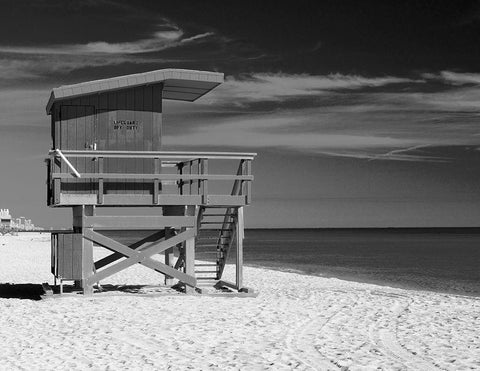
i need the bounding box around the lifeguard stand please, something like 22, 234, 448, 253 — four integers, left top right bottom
45, 69, 255, 295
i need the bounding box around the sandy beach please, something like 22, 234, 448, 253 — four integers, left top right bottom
0, 233, 478, 370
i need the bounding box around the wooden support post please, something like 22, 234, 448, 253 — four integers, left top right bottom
72, 206, 83, 230
236, 207, 244, 290
164, 227, 175, 286
81, 205, 95, 295
163, 205, 184, 286
184, 229, 195, 294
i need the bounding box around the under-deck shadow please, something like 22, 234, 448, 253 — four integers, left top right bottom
0, 283, 44, 300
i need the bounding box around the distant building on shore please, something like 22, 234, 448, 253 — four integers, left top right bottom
0, 209, 42, 231
0, 209, 12, 228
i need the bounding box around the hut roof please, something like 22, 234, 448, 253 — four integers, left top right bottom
46, 68, 224, 114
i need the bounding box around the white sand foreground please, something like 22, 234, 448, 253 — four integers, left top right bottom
0, 233, 479, 370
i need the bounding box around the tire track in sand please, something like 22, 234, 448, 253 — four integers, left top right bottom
285, 290, 359, 370
369, 292, 440, 371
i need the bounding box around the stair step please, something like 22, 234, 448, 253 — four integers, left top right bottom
195, 263, 218, 267
195, 251, 219, 255
197, 236, 230, 240
196, 277, 218, 280
196, 282, 219, 287
202, 213, 235, 217
195, 270, 218, 274
201, 221, 233, 225
200, 228, 232, 232
196, 243, 227, 248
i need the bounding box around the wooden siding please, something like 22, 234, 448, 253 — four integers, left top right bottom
51, 85, 163, 195
56, 233, 83, 280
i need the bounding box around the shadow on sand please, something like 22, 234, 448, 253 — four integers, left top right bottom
0, 283, 45, 300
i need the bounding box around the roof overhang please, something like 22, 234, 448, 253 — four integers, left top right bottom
46, 68, 224, 115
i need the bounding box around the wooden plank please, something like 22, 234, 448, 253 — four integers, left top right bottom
72, 234, 83, 279
57, 234, 64, 277
59, 193, 97, 205
63, 233, 73, 279
83, 215, 196, 229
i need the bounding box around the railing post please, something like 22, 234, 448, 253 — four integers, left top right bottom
197, 159, 201, 195
177, 163, 184, 195
189, 160, 193, 195
153, 157, 160, 204
53, 156, 61, 205
98, 157, 104, 204
201, 159, 208, 204
245, 159, 252, 204
239, 159, 245, 196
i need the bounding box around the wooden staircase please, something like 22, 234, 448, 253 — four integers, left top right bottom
194, 207, 238, 288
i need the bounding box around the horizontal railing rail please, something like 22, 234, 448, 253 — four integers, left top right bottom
51, 173, 253, 181
48, 150, 256, 161
47, 150, 255, 206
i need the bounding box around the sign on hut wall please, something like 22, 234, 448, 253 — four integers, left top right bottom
112, 120, 140, 131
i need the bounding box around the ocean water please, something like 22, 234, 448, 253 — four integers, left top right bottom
240, 228, 480, 297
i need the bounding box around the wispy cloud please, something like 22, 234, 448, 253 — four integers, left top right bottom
0, 26, 213, 55
422, 71, 480, 85
163, 71, 480, 161
367, 145, 450, 162
0, 19, 215, 80
211, 73, 416, 103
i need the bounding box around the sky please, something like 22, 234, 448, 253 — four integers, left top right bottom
1, 0, 480, 228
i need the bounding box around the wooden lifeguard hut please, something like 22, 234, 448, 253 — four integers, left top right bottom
45, 69, 255, 295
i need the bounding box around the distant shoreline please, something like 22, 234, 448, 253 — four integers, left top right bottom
245, 262, 480, 299
246, 227, 480, 231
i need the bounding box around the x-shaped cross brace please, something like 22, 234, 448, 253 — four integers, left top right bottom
83, 228, 197, 287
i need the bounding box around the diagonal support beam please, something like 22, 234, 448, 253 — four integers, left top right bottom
94, 230, 165, 270
83, 229, 197, 287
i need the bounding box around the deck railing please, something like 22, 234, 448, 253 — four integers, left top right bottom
47, 150, 255, 207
